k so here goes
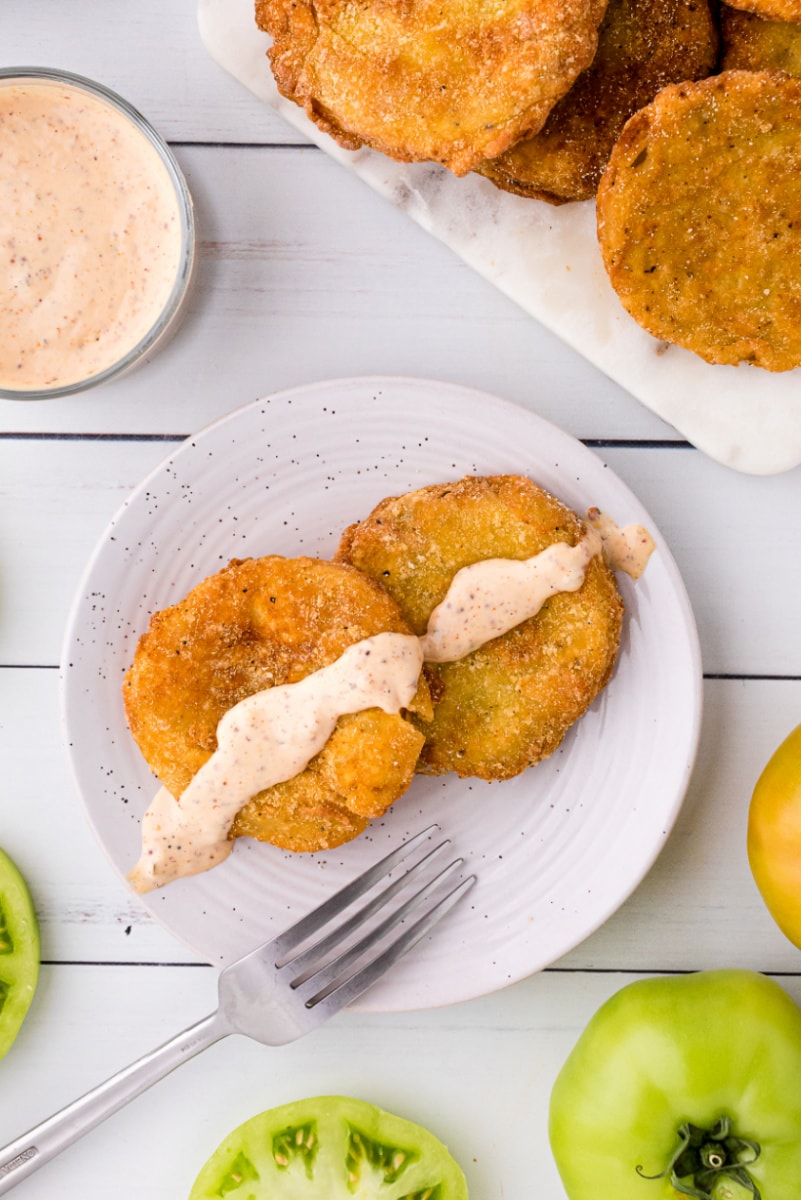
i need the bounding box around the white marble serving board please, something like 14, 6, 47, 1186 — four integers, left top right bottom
198, 0, 801, 476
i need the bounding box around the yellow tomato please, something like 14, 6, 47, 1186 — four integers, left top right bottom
748, 723, 801, 950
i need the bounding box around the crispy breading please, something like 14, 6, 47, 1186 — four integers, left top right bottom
255, 0, 610, 176
723, 0, 801, 26
336, 475, 624, 782
721, 3, 801, 73
123, 556, 431, 853
476, 0, 718, 204
596, 70, 801, 371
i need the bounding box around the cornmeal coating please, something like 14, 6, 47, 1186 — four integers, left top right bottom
123, 556, 431, 853
722, 4, 801, 73
723, 0, 801, 26
255, 0, 609, 176
336, 475, 623, 782
476, 0, 717, 204
597, 70, 801, 371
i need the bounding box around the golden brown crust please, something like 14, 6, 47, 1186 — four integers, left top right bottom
123, 556, 431, 853
723, 0, 801, 26
721, 4, 801, 73
335, 475, 624, 782
476, 0, 718, 204
596, 70, 801, 371
255, 0, 610, 176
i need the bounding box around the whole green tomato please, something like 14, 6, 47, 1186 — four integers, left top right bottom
549, 970, 801, 1200
748, 723, 801, 950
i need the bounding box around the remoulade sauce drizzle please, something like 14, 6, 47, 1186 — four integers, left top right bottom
421, 509, 655, 662
128, 632, 424, 893
128, 511, 655, 893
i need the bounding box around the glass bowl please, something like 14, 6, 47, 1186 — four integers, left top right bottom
0, 67, 195, 400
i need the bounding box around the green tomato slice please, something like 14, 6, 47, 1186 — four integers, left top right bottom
0, 848, 40, 1061
188, 1095, 468, 1199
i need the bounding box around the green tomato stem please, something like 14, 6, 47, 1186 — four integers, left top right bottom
636, 1118, 762, 1200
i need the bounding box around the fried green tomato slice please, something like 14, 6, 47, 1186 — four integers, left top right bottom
476, 0, 717, 204
597, 70, 801, 371
336, 475, 623, 782
255, 0, 609, 176
721, 4, 801, 75
123, 556, 431, 853
0, 849, 40, 1061
188, 1095, 468, 1200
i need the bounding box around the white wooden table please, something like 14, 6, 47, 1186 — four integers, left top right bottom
3, 3, 801, 1196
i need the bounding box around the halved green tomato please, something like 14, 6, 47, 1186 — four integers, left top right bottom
0, 848, 40, 1060
188, 1095, 468, 1199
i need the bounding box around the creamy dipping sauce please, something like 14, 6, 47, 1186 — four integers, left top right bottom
0, 76, 185, 393
129, 511, 655, 892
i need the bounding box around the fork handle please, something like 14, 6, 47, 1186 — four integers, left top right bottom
0, 1009, 226, 1193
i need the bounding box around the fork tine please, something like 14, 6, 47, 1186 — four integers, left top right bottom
271, 824, 440, 961
279, 837, 455, 978
218, 829, 477, 1046
303, 871, 477, 1013
288, 853, 463, 991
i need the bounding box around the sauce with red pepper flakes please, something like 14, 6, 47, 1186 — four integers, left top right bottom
128, 632, 425, 893
0, 78, 183, 392
420, 510, 654, 662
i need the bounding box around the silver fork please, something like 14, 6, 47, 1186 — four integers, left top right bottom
0, 826, 474, 1194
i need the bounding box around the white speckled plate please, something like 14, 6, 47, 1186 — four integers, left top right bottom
198, 0, 801, 477
61, 377, 701, 1011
